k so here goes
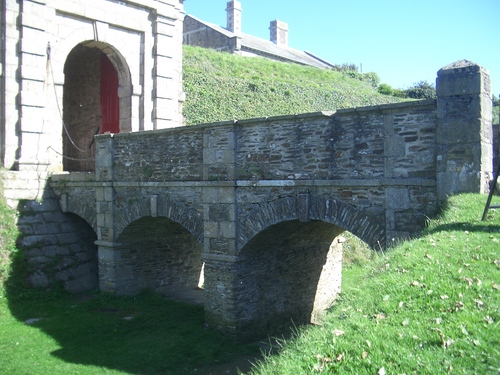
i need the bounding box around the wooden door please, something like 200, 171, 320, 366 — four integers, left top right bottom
100, 54, 119, 134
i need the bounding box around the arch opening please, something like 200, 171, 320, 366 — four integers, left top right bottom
117, 217, 204, 300
62, 42, 130, 172
234, 220, 344, 340
58, 213, 98, 293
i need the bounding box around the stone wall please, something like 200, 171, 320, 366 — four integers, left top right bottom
1, 170, 98, 292
101, 101, 440, 245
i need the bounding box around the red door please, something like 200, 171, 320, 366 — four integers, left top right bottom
100, 54, 120, 134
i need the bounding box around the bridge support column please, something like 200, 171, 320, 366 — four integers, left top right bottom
94, 135, 132, 294
202, 186, 237, 255
95, 240, 135, 294
436, 60, 493, 201
203, 254, 241, 339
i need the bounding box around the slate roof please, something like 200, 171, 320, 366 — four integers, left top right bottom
185, 15, 335, 70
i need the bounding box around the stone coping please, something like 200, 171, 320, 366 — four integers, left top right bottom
49, 177, 436, 188
93, 99, 437, 141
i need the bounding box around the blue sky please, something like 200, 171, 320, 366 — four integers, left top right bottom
184, 0, 500, 95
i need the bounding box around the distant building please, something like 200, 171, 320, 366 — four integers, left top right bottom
183, 0, 335, 69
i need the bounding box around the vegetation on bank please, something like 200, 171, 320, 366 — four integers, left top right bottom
182, 46, 405, 125
249, 194, 500, 374
0, 183, 19, 294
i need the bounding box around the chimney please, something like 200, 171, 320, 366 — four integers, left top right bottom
226, 0, 242, 35
270, 19, 288, 47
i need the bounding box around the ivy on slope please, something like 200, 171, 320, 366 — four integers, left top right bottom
182, 46, 403, 126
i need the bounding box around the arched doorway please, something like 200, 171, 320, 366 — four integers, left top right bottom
62, 42, 129, 172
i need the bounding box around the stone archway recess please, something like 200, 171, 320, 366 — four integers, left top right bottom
62, 41, 132, 172
237, 194, 385, 253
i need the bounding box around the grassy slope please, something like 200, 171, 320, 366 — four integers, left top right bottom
182, 45, 404, 125
250, 194, 500, 375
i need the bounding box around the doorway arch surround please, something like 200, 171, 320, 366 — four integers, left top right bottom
62, 41, 132, 171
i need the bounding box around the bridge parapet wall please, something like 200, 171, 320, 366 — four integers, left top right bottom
95, 99, 440, 246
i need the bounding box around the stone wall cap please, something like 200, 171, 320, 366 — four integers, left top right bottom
438, 60, 487, 76
336, 99, 435, 115
50, 172, 95, 183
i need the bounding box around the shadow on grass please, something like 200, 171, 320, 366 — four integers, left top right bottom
5, 286, 261, 374
425, 222, 500, 236
3, 230, 260, 375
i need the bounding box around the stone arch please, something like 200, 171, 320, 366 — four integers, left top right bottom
231, 193, 384, 340
233, 219, 344, 340
62, 40, 132, 171
237, 194, 386, 252
114, 194, 204, 247
56, 212, 99, 293
309, 196, 386, 250
61, 193, 98, 234
116, 216, 204, 296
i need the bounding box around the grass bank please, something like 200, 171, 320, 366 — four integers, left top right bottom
182, 46, 404, 125
249, 194, 500, 374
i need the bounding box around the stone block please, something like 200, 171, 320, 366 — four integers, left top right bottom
384, 136, 405, 157
437, 61, 485, 97
30, 270, 49, 288
203, 187, 219, 204
386, 188, 410, 210
219, 221, 236, 239
204, 221, 218, 238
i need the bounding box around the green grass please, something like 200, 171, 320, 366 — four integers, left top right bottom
248, 194, 500, 374
182, 46, 405, 125
0, 291, 259, 374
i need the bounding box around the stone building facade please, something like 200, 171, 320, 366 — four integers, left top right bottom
1, 0, 185, 293
1, 0, 185, 175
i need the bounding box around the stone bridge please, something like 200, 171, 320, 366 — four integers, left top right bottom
49, 61, 492, 341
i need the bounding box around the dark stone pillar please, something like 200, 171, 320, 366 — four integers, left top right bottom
436, 60, 493, 201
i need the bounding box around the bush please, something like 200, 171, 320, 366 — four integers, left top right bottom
344, 71, 380, 88
404, 80, 436, 99
377, 83, 393, 96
